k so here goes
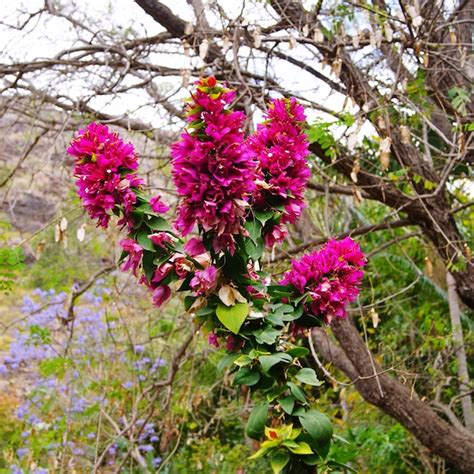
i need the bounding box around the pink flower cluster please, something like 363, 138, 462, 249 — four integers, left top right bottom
171, 77, 256, 254
247, 98, 310, 246
280, 238, 366, 322
68, 123, 144, 229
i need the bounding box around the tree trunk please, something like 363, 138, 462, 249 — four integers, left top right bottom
446, 271, 474, 432
312, 318, 474, 473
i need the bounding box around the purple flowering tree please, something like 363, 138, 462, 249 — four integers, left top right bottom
68, 76, 365, 473
1, 286, 166, 472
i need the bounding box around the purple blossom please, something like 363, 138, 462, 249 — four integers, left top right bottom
119, 238, 143, 276
139, 444, 154, 453
16, 404, 29, 420
171, 77, 256, 254
151, 357, 166, 371
150, 194, 170, 213
280, 237, 366, 322
67, 123, 145, 229
152, 284, 172, 307
16, 448, 29, 459
149, 232, 173, 249
247, 98, 310, 245
190, 266, 218, 295
184, 237, 206, 257
208, 333, 219, 348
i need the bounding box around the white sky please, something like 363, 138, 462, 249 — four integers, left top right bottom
0, 0, 374, 140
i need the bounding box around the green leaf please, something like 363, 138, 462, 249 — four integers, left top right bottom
249, 349, 271, 359
269, 303, 293, 312
216, 302, 249, 334
255, 210, 275, 226
234, 367, 260, 386
142, 250, 155, 282
287, 382, 306, 403
146, 216, 171, 232
29, 325, 51, 344
234, 355, 253, 367
265, 312, 286, 327
246, 401, 269, 439
245, 219, 262, 244
280, 305, 304, 321
295, 368, 323, 386
248, 440, 279, 460
301, 454, 320, 466
136, 230, 154, 251
82, 403, 100, 417
184, 295, 196, 311
130, 210, 144, 227
287, 441, 313, 455
278, 396, 295, 415
333, 434, 350, 445
267, 304, 303, 324
267, 284, 294, 297
115, 436, 129, 450
195, 306, 214, 317
286, 347, 310, 358
314, 439, 331, 459
259, 353, 293, 374
265, 386, 287, 402
299, 410, 333, 443
327, 460, 357, 472
216, 353, 239, 373
253, 326, 281, 345
245, 237, 264, 261
134, 202, 155, 214
270, 450, 290, 474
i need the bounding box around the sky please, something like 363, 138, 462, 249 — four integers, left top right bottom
0, 0, 372, 138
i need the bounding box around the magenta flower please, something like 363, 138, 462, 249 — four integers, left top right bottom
172, 255, 193, 279
280, 238, 366, 322
208, 333, 219, 348
247, 98, 310, 245
225, 335, 244, 351
149, 232, 173, 249
152, 285, 171, 307
263, 225, 287, 248
190, 265, 218, 295
120, 238, 143, 276
68, 123, 144, 229
152, 263, 173, 284
184, 237, 207, 257
171, 77, 256, 254
150, 195, 170, 214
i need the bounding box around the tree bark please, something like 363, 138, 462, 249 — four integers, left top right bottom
446, 271, 474, 432
312, 318, 474, 473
